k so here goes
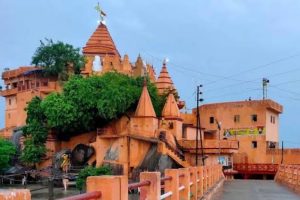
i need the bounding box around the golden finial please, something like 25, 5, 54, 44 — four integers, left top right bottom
95, 2, 106, 24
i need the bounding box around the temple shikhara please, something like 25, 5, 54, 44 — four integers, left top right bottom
1, 9, 300, 185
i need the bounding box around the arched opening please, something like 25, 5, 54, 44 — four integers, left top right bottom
92, 55, 102, 72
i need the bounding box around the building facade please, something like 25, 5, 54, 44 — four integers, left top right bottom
196, 100, 283, 165
0, 21, 238, 177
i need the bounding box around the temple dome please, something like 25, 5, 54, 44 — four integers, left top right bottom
162, 93, 181, 119
83, 23, 120, 58
135, 82, 156, 117
155, 62, 175, 94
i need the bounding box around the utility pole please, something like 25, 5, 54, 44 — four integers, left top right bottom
216, 119, 222, 164
281, 141, 284, 164
262, 78, 270, 100
196, 85, 204, 166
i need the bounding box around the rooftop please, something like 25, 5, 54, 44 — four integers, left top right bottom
196, 99, 283, 114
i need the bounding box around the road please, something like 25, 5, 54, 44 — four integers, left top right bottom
213, 180, 300, 200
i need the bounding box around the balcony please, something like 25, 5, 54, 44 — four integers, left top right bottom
178, 139, 239, 154
0, 88, 18, 97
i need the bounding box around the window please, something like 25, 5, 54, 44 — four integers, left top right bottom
251, 141, 257, 148
209, 117, 214, 124
42, 81, 48, 87
268, 141, 276, 149
270, 116, 276, 124
234, 115, 240, 123
251, 114, 257, 122
8, 113, 11, 119
8, 98, 11, 105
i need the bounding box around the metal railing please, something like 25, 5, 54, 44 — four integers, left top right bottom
233, 163, 278, 174
59, 191, 102, 200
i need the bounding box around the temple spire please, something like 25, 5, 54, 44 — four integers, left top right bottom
162, 92, 181, 118
155, 61, 175, 94
135, 83, 156, 117
82, 22, 120, 58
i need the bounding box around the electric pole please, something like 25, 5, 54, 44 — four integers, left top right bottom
196, 85, 205, 166
216, 119, 222, 164
281, 141, 284, 164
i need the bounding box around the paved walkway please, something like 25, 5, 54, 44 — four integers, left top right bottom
213, 180, 300, 200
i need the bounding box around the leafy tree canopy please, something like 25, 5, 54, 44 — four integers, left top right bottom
20, 139, 47, 165
0, 138, 16, 171
21, 97, 48, 165
21, 72, 166, 164
41, 72, 166, 136
31, 39, 85, 80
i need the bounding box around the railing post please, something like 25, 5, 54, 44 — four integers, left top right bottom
203, 166, 207, 193
178, 168, 190, 200
197, 166, 203, 197
207, 167, 211, 189
218, 165, 222, 181
293, 166, 297, 190
217, 165, 220, 181
213, 165, 216, 184
165, 169, 179, 200
86, 176, 128, 200
297, 167, 300, 192
189, 167, 198, 200
140, 172, 161, 200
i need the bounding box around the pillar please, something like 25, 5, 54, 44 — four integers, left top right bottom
198, 166, 204, 197
86, 176, 128, 200
189, 167, 198, 200
178, 168, 190, 200
140, 172, 161, 200
165, 169, 179, 200
0, 189, 31, 200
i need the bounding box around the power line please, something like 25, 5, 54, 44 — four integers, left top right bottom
142, 51, 300, 88
204, 53, 300, 86
205, 66, 300, 93
205, 88, 261, 99
272, 79, 300, 87
270, 86, 300, 98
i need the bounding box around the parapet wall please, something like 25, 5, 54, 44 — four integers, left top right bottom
275, 164, 300, 193
0, 189, 31, 200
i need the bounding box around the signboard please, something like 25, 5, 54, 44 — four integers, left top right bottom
226, 127, 265, 136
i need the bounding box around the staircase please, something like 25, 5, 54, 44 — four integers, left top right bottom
165, 144, 189, 167
158, 141, 189, 168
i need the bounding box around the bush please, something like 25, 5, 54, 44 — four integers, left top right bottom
76, 166, 112, 191
0, 138, 16, 171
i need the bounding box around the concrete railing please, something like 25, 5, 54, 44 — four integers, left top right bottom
60, 164, 224, 200
275, 164, 300, 193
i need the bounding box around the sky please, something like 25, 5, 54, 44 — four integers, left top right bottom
0, 0, 300, 147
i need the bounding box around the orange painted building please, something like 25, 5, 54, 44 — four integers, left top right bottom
0, 20, 238, 176
195, 99, 300, 168
0, 67, 61, 138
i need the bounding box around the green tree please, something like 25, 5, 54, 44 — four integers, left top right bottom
41, 72, 166, 136
76, 166, 111, 191
20, 139, 47, 165
31, 39, 85, 80
21, 97, 48, 165
0, 138, 16, 171
22, 72, 167, 163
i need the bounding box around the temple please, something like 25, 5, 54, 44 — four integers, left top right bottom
1, 17, 299, 180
